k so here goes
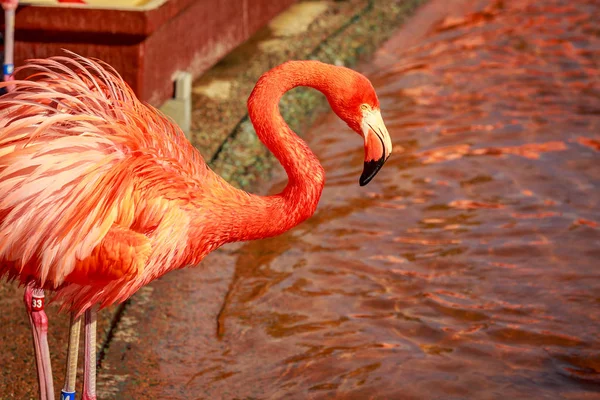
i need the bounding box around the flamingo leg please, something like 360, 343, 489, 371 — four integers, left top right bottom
82, 307, 97, 400
24, 286, 55, 400
2, 1, 17, 91
60, 313, 81, 400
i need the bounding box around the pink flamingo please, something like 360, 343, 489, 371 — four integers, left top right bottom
0, 53, 392, 399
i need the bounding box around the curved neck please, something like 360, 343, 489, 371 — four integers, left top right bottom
247, 61, 336, 183
212, 61, 345, 244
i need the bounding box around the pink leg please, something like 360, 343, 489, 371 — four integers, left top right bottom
3, 6, 16, 92
83, 308, 97, 400
60, 313, 81, 400
24, 286, 55, 400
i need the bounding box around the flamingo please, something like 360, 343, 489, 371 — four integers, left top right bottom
0, 53, 392, 399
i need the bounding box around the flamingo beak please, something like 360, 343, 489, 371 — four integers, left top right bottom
359, 109, 392, 186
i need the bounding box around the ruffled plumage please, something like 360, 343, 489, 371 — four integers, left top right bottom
0, 52, 211, 314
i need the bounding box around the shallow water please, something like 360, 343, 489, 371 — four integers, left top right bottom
124, 0, 600, 398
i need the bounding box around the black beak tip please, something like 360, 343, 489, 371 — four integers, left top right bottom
359, 156, 387, 186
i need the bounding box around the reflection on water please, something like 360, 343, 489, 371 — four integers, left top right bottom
167, 0, 600, 398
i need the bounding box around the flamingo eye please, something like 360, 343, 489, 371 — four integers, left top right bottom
360, 104, 370, 112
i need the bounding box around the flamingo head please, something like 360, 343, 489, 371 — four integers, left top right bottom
327, 70, 393, 186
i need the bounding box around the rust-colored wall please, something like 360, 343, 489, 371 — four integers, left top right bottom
7, 0, 297, 105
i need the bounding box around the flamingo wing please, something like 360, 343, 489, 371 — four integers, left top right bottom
70, 224, 152, 285
0, 52, 203, 289
0, 130, 145, 287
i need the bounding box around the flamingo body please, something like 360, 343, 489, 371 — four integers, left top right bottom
0, 55, 233, 314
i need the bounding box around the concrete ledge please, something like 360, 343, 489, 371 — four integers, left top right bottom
159, 71, 192, 136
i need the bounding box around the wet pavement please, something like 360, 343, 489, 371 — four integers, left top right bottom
97, 0, 600, 398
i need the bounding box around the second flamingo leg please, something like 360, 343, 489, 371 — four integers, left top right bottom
83, 307, 97, 400
60, 313, 81, 400
24, 286, 55, 400
2, 0, 17, 91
